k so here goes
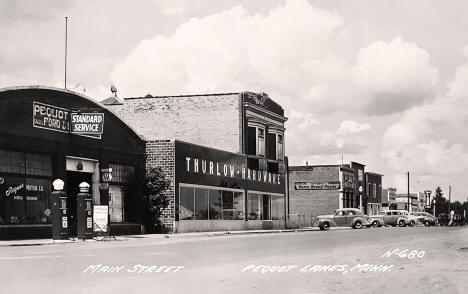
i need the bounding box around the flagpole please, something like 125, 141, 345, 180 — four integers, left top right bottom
65, 16, 68, 89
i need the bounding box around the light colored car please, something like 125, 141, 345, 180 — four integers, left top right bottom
410, 211, 438, 226
315, 208, 372, 230
401, 211, 420, 227
371, 210, 411, 227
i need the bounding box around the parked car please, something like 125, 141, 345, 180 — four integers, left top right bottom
368, 215, 385, 227
370, 210, 411, 227
401, 211, 422, 227
315, 208, 372, 230
437, 213, 450, 226
452, 214, 465, 226
409, 211, 438, 226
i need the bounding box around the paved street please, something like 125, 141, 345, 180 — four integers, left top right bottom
1, 226, 467, 294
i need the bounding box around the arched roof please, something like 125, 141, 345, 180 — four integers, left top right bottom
0, 85, 144, 140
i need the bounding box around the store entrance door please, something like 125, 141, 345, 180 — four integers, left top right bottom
66, 171, 92, 237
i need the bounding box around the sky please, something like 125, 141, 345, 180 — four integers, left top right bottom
1, 0, 468, 202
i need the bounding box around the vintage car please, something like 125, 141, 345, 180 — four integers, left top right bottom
370, 210, 411, 227
409, 211, 438, 226
315, 208, 372, 230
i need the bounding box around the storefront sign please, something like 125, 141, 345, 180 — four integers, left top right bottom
32, 101, 101, 139
294, 181, 341, 190
100, 168, 113, 183
71, 113, 104, 135
33, 101, 70, 133
358, 170, 363, 181
185, 157, 281, 185
93, 205, 109, 232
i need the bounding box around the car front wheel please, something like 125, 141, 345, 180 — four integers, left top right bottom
353, 220, 363, 229
424, 221, 431, 227
409, 221, 416, 227
372, 221, 379, 228
398, 220, 406, 227
319, 222, 330, 230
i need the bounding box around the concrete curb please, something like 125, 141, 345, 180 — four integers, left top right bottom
0, 226, 353, 247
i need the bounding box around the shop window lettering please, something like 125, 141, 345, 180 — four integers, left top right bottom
185, 157, 281, 185
5, 184, 24, 196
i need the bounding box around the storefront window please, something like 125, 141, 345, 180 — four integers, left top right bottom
179, 185, 244, 221
222, 191, 234, 220
208, 189, 222, 220
109, 185, 124, 222
248, 193, 261, 220
0, 175, 51, 224
179, 186, 194, 220
233, 192, 245, 220
247, 192, 284, 221
195, 188, 208, 220
271, 195, 284, 220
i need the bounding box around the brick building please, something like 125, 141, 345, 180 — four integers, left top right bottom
106, 91, 288, 233
288, 164, 358, 225
365, 172, 383, 215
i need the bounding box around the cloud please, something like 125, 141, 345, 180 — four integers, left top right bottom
352, 37, 439, 115
110, 0, 345, 99
336, 120, 371, 135
382, 44, 468, 176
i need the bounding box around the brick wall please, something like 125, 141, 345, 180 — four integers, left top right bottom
107, 94, 241, 153
145, 140, 176, 232
288, 166, 340, 222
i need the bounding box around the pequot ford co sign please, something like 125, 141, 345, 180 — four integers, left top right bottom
33, 101, 103, 138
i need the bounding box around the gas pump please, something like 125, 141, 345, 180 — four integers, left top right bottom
51, 179, 69, 240
77, 182, 93, 240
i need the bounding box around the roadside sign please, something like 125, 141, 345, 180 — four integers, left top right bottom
71, 113, 104, 135
93, 205, 109, 233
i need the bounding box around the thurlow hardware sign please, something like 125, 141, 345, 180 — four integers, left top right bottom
294, 181, 341, 190
185, 157, 281, 185
33, 101, 103, 138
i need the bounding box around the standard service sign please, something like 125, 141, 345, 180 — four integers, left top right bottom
71, 113, 104, 135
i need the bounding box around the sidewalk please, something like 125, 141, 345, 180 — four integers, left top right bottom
0, 227, 352, 247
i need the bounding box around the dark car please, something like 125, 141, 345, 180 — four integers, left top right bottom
315, 208, 371, 230
437, 213, 450, 226
410, 211, 438, 226
453, 214, 465, 226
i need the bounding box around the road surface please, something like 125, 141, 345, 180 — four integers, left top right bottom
1, 226, 467, 294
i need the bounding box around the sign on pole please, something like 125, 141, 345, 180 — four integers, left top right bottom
71, 113, 104, 135
93, 205, 109, 233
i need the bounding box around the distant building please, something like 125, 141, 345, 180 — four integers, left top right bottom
365, 172, 383, 215
382, 187, 397, 210
395, 193, 419, 212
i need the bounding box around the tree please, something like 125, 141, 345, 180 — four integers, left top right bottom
433, 186, 448, 216
142, 167, 171, 233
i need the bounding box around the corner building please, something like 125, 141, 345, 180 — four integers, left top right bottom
0, 86, 146, 240
106, 92, 288, 233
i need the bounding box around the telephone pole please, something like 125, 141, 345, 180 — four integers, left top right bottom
448, 186, 451, 213
407, 171, 410, 212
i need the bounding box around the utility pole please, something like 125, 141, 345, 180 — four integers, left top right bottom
407, 171, 410, 212
448, 186, 451, 213
64, 15, 68, 89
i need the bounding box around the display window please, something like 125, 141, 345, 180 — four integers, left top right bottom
247, 192, 285, 221
179, 184, 245, 221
